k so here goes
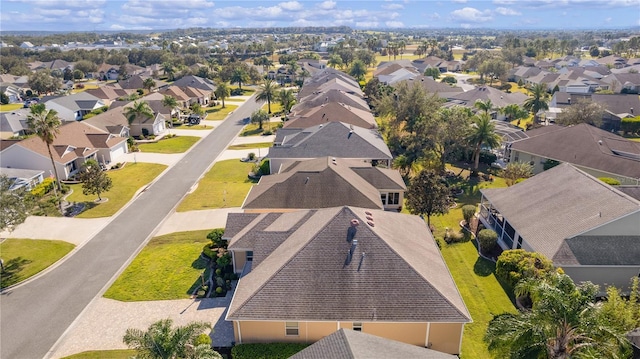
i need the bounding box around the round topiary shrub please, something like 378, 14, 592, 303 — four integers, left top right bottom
215, 287, 223, 294
477, 229, 498, 253
195, 333, 212, 346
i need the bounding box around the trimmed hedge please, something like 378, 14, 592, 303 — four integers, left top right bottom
231, 343, 309, 359
621, 116, 640, 135
599, 177, 621, 186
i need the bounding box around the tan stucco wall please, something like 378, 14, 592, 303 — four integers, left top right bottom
428, 322, 464, 355
232, 251, 247, 274
580, 212, 640, 236
234, 320, 464, 354
365, 322, 427, 347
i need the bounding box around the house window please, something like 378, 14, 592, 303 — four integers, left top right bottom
285, 322, 299, 336
66, 161, 77, 173
380, 193, 387, 205
352, 322, 362, 332
246, 251, 253, 261
516, 237, 523, 249
387, 193, 400, 205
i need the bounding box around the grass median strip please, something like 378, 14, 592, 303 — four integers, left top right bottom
227, 142, 273, 150
66, 163, 167, 218
0, 239, 75, 289
103, 230, 211, 301
137, 135, 200, 153
177, 159, 257, 211
61, 350, 137, 359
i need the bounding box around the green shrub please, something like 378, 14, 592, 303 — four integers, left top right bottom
599, 177, 621, 186
248, 152, 256, 161
477, 229, 498, 252
206, 228, 225, 248
202, 244, 215, 259
30, 178, 55, 197
495, 249, 555, 287
461, 205, 476, 225
441, 76, 457, 84
621, 116, 640, 135
263, 130, 273, 135
195, 333, 211, 346
231, 343, 309, 359
259, 159, 270, 175
216, 253, 231, 268
215, 268, 222, 276
215, 286, 222, 294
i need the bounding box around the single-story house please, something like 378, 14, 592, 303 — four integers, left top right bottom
0, 167, 45, 191
224, 206, 471, 355
284, 102, 377, 130
506, 123, 640, 185
0, 110, 30, 139
0, 121, 127, 179
269, 121, 392, 174
479, 163, 640, 292
242, 157, 406, 212
293, 89, 370, 114
44, 92, 105, 122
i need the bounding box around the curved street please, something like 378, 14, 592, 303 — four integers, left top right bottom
0, 95, 262, 359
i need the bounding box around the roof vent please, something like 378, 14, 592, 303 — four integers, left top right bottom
364, 211, 372, 216
367, 221, 375, 227
305, 176, 309, 184
598, 140, 603, 145
350, 218, 359, 227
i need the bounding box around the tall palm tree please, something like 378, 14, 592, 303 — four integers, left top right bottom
485, 273, 631, 359
499, 104, 528, 122
524, 83, 549, 122
230, 68, 248, 90
124, 100, 154, 125
27, 104, 63, 200
277, 88, 296, 115
161, 95, 179, 120
467, 113, 501, 173
142, 77, 156, 93
256, 78, 278, 114
214, 82, 230, 108
123, 319, 221, 359
474, 99, 494, 115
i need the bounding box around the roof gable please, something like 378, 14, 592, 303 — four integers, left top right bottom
226, 207, 470, 323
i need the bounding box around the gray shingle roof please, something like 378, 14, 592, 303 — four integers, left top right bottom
285, 102, 377, 129
242, 157, 403, 210
560, 236, 640, 265
269, 122, 392, 161
289, 328, 456, 359
226, 206, 471, 323
293, 89, 370, 113
481, 164, 640, 262
510, 123, 640, 179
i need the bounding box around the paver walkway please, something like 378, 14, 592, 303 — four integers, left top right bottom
50, 295, 235, 358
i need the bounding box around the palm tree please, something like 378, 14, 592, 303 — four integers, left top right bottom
123, 318, 221, 359
277, 89, 296, 115
467, 113, 501, 173
124, 100, 154, 125
349, 60, 367, 82
142, 77, 156, 93
214, 82, 230, 108
230, 68, 248, 90
255, 79, 278, 114
499, 104, 528, 122
161, 95, 179, 120
288, 61, 299, 84
524, 83, 549, 122
485, 273, 631, 359
474, 99, 494, 115
27, 104, 63, 208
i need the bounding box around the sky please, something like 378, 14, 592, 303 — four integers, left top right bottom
1, 0, 639, 32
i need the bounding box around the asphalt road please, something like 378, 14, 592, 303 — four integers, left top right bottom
0, 95, 262, 359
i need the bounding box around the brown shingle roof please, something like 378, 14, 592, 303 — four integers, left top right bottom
226, 206, 471, 323
242, 157, 394, 210
511, 123, 640, 179
284, 102, 377, 129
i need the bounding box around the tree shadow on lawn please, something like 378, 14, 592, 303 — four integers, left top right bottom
1, 257, 32, 289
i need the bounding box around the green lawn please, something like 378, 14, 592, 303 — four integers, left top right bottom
137, 135, 200, 154
205, 104, 238, 121
425, 166, 515, 358
61, 350, 137, 359
224, 98, 245, 102
231, 87, 255, 95
66, 163, 167, 218
0, 103, 23, 112
103, 230, 211, 301
0, 239, 75, 288
228, 142, 273, 150
169, 123, 213, 130
240, 122, 277, 136
262, 102, 284, 114
177, 159, 257, 211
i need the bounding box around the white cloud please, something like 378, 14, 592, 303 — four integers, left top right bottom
279, 1, 303, 11
452, 0, 468, 3
382, 3, 404, 10
386, 20, 405, 27
356, 21, 380, 28
318, 0, 336, 10
495, 7, 521, 15
450, 7, 493, 22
